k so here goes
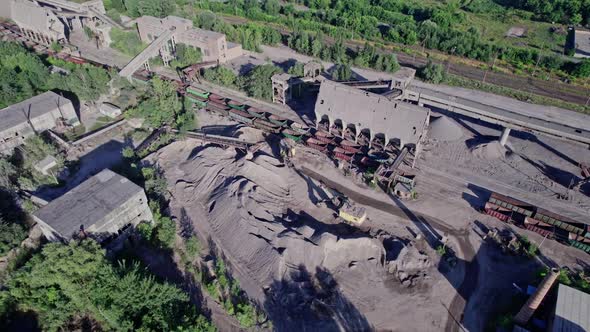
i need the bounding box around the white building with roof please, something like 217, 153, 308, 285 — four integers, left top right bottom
33, 169, 153, 244
0, 91, 79, 153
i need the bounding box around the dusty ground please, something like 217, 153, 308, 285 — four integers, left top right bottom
148, 137, 457, 332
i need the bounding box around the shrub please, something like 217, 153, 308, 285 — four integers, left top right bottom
418, 60, 446, 84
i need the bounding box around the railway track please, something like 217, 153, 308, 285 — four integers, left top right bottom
220, 15, 590, 107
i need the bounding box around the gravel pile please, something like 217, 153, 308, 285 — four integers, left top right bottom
428, 116, 465, 142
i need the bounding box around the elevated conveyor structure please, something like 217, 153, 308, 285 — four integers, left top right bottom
406, 86, 590, 146
119, 28, 176, 78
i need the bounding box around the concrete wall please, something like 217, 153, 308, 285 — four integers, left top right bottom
87, 190, 153, 241
226, 43, 243, 62
136, 15, 243, 64
0, 0, 12, 20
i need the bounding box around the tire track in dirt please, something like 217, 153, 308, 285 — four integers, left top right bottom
298, 166, 479, 332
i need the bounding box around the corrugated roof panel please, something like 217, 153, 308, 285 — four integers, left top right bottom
552, 284, 590, 332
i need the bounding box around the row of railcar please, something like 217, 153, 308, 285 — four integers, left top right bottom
484, 192, 590, 254
185, 85, 305, 138
184, 84, 376, 163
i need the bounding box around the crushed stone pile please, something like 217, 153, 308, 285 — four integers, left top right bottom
386, 244, 432, 287
149, 141, 443, 330
470, 140, 508, 160
428, 115, 465, 142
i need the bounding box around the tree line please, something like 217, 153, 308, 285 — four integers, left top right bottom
198, 0, 589, 79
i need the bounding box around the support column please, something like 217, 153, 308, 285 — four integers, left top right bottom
499, 127, 511, 146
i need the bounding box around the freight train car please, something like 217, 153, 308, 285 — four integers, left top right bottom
228, 108, 255, 124
484, 191, 589, 254
187, 86, 210, 99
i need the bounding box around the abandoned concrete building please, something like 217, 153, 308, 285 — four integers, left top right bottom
315, 80, 430, 154
0, 0, 117, 47
135, 15, 243, 65
33, 169, 153, 244
1, 0, 67, 45
0, 91, 80, 153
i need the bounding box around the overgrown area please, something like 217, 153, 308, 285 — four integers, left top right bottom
0, 41, 111, 109
0, 240, 215, 332
125, 77, 196, 132
109, 27, 146, 57
202, 63, 284, 101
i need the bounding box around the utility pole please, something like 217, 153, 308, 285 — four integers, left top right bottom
483, 53, 497, 83
446, 47, 456, 76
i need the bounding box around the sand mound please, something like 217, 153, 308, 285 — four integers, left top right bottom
428, 116, 464, 142
470, 141, 507, 160
149, 141, 441, 330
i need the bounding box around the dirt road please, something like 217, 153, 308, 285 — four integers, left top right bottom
298, 166, 479, 331
221, 15, 590, 106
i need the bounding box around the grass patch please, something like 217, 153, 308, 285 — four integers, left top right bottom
87, 116, 116, 132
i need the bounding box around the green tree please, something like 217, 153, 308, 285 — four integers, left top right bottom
185, 236, 201, 258
203, 66, 238, 87
242, 64, 282, 100
0, 158, 17, 189
126, 77, 181, 127
171, 44, 202, 68
156, 216, 176, 248
263, 0, 280, 15
287, 62, 304, 76
0, 219, 27, 256
418, 60, 446, 84
331, 63, 352, 81
5, 240, 215, 331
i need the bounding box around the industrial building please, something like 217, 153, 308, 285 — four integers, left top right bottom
33, 169, 153, 244
135, 15, 243, 65
1, 0, 66, 45
0, 0, 116, 47
314, 80, 430, 154
550, 284, 590, 332
0, 91, 80, 153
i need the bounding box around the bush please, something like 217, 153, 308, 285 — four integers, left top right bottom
185, 236, 201, 258
418, 60, 446, 84
156, 217, 176, 248
573, 59, 590, 78
203, 66, 239, 87
0, 220, 27, 256
109, 28, 146, 57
